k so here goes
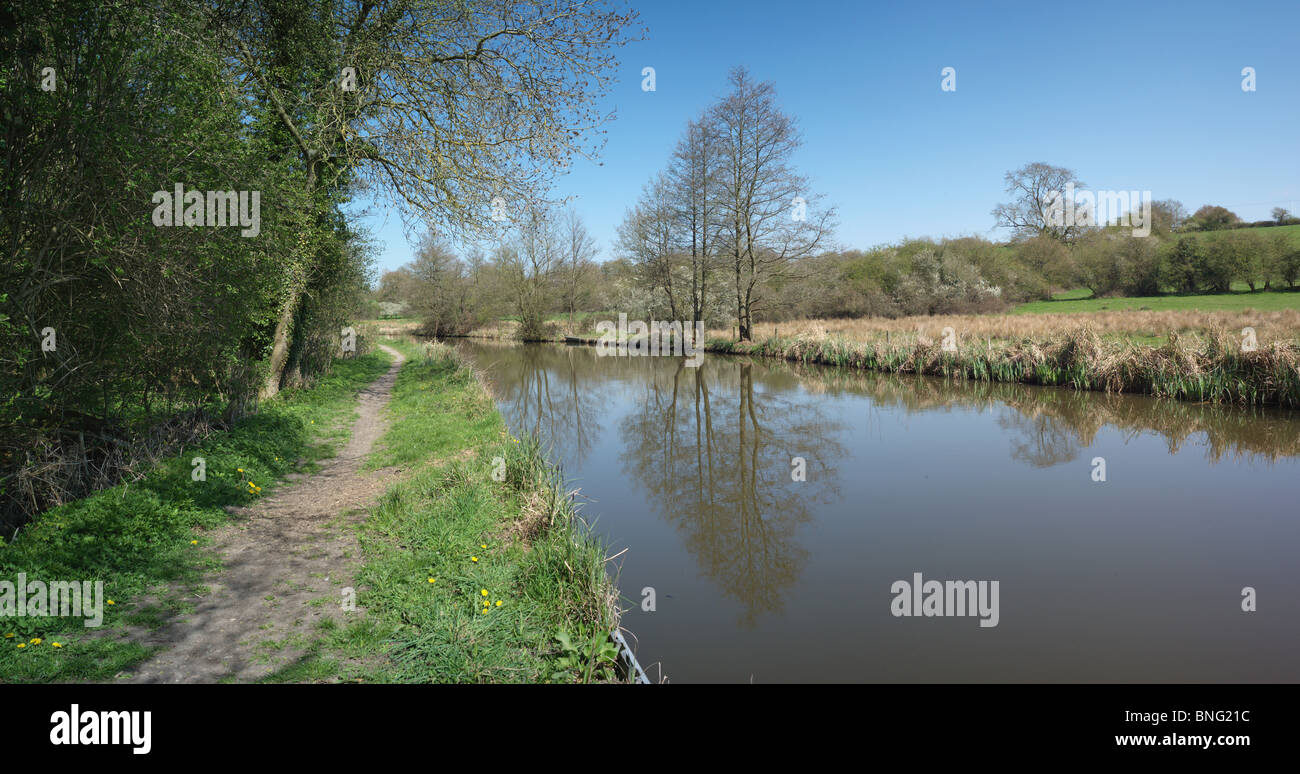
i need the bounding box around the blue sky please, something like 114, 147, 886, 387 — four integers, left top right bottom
356, 0, 1300, 277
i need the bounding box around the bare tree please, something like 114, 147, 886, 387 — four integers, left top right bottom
409, 234, 474, 337
500, 206, 561, 340
992, 162, 1085, 243
617, 175, 681, 319
710, 67, 834, 340
560, 209, 599, 333
667, 115, 722, 323
1151, 199, 1189, 235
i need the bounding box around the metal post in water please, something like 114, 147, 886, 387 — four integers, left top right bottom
610, 628, 651, 684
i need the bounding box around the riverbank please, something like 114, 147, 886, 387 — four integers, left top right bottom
263, 338, 623, 683
704, 325, 1300, 407
1, 340, 623, 683
444, 311, 1300, 407
0, 350, 394, 681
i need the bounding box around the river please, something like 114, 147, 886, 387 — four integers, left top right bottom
457, 340, 1300, 683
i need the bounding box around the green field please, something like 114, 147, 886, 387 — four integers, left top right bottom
1011, 224, 1300, 314
1013, 287, 1300, 315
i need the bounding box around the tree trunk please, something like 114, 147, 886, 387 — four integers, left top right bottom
734, 249, 748, 341
261, 294, 299, 399
280, 297, 311, 390
261, 161, 318, 398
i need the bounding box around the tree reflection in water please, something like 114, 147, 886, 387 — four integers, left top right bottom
465, 341, 846, 627
458, 340, 1300, 634
619, 360, 845, 626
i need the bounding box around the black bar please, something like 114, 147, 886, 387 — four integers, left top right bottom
5, 684, 1286, 761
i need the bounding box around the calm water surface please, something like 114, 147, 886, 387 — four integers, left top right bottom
457, 341, 1300, 683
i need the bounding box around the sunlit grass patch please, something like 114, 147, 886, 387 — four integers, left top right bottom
0, 351, 392, 683
366, 341, 498, 470
1013, 287, 1300, 315
316, 339, 622, 683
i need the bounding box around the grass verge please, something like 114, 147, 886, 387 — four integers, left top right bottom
0, 350, 393, 682
265, 338, 623, 684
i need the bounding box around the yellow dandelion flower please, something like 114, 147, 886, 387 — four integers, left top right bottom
495, 600, 502, 607
3, 633, 13, 639
16, 643, 25, 649
107, 600, 115, 605
427, 578, 436, 583
30, 638, 41, 645
190, 540, 198, 545
470, 556, 478, 563
480, 544, 487, 549
480, 589, 488, 597
52, 642, 63, 648
480, 608, 488, 614
237, 468, 244, 473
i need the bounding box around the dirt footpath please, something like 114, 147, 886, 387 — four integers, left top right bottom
122, 345, 406, 683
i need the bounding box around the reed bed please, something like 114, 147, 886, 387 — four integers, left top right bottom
460, 320, 525, 340
711, 309, 1300, 345
447, 309, 1300, 406
707, 326, 1300, 408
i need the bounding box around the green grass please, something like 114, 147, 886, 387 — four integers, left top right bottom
365, 339, 500, 470
287, 339, 623, 683
0, 350, 393, 682
1013, 287, 1300, 315
1010, 225, 1300, 315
